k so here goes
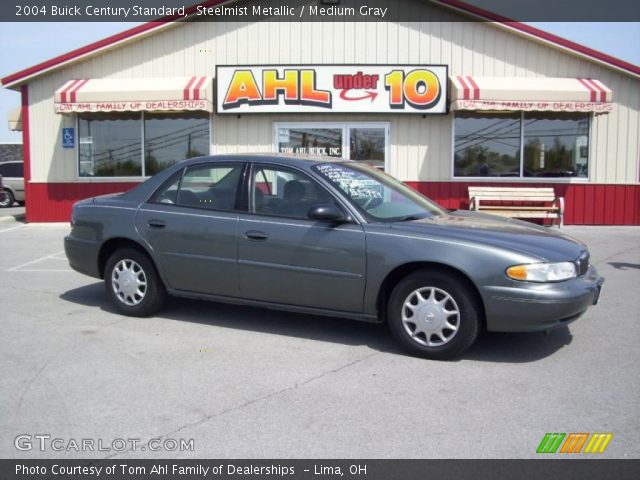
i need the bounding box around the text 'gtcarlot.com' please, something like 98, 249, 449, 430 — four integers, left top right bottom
14, 434, 194, 452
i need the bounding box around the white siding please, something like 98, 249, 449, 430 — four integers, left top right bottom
25, 0, 639, 184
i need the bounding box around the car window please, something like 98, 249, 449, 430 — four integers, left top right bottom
250, 165, 336, 219
1, 163, 22, 177
0, 162, 23, 177
313, 162, 446, 222
152, 163, 243, 212
150, 171, 182, 205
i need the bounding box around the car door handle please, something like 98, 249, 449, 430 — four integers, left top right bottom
147, 219, 166, 229
244, 230, 268, 241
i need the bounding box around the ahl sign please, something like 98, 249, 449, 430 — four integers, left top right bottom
216, 65, 448, 114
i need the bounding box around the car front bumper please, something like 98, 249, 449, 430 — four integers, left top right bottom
482, 265, 604, 332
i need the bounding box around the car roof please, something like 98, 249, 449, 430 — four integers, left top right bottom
180, 153, 352, 168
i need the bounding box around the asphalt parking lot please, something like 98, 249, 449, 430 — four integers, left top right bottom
0, 221, 638, 459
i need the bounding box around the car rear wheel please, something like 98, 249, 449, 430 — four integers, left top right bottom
387, 270, 481, 360
104, 248, 166, 317
0, 189, 14, 208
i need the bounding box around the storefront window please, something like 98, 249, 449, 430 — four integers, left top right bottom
277, 127, 343, 157
454, 113, 521, 177
523, 113, 589, 178
274, 123, 389, 169
454, 112, 590, 178
78, 112, 210, 178
78, 113, 142, 177
144, 112, 210, 176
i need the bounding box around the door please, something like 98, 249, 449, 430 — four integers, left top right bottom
136, 162, 245, 296
238, 164, 367, 313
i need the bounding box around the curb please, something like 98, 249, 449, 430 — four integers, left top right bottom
0, 213, 26, 223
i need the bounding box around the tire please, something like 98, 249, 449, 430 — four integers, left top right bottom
104, 248, 166, 317
0, 189, 14, 208
387, 270, 481, 360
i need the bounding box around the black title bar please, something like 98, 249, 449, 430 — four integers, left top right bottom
2, 459, 640, 480
2, 0, 640, 22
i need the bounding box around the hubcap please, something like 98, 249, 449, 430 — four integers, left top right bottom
111, 259, 147, 306
401, 287, 460, 347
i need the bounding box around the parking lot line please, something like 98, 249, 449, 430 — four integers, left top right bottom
0, 224, 27, 234
13, 269, 72, 272
6, 250, 66, 272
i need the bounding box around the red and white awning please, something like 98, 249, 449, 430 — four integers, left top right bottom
450, 76, 613, 113
54, 77, 213, 113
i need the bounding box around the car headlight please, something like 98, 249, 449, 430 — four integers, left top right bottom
506, 262, 577, 282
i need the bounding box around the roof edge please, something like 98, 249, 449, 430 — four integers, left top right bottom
2, 21, 169, 88
2, 0, 639, 88
1, 0, 227, 89
435, 0, 640, 77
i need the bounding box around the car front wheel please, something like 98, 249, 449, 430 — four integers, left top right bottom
0, 189, 14, 208
104, 248, 166, 317
387, 270, 481, 360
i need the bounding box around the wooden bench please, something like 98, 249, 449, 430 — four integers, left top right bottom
468, 187, 565, 227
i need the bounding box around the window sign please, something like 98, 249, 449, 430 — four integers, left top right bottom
274, 123, 389, 170
278, 127, 343, 157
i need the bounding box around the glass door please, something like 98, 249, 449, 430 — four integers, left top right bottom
348, 124, 387, 169
274, 122, 390, 170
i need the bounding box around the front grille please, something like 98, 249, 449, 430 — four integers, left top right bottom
576, 252, 590, 276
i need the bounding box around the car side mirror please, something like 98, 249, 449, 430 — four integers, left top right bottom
307, 203, 347, 222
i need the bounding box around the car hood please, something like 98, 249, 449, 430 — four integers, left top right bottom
385, 210, 586, 262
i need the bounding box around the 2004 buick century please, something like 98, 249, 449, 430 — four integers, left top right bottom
64, 155, 604, 359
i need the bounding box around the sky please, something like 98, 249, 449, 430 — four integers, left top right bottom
0, 21, 639, 143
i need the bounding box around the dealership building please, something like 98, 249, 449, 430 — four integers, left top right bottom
2, 0, 639, 223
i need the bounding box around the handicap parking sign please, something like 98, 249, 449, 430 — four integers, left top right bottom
62, 128, 75, 148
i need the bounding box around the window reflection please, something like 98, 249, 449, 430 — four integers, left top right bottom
78, 112, 211, 178
454, 113, 521, 177
144, 112, 210, 176
79, 113, 142, 177
523, 113, 589, 178
349, 127, 386, 168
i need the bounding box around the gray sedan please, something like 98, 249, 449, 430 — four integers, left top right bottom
64, 155, 604, 359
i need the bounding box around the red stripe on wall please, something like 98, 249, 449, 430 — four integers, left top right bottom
21, 85, 31, 222
22, 181, 640, 225
613, 186, 626, 225
26, 182, 141, 222
404, 181, 640, 226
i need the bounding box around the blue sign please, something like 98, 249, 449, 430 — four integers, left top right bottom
62, 128, 75, 148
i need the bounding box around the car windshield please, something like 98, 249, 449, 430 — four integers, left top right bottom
313, 162, 446, 222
